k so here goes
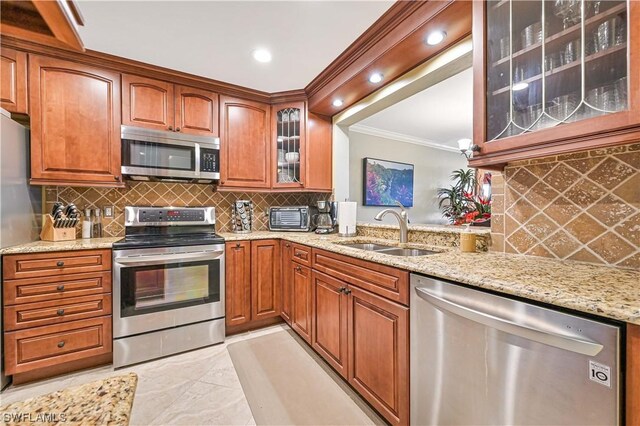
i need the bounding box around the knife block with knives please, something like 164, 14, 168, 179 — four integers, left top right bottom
40, 202, 79, 242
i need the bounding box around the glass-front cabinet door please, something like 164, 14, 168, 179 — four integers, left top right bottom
474, 0, 639, 163
272, 101, 306, 188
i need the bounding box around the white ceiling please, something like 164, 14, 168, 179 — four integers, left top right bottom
75, 1, 393, 93
355, 67, 473, 148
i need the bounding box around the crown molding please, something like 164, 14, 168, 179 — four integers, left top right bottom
349, 124, 460, 153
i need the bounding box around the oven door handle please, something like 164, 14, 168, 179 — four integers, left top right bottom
114, 250, 224, 267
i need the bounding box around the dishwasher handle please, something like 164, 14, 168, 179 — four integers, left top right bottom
415, 286, 604, 356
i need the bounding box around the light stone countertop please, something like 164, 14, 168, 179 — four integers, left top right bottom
356, 221, 492, 235
0, 373, 137, 425
0, 237, 121, 255
1, 232, 638, 325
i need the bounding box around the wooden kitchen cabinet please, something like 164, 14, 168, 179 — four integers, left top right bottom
28, 55, 122, 187
291, 262, 312, 343
0, 47, 27, 114
272, 101, 306, 188
280, 242, 293, 325
219, 96, 271, 189
2, 249, 113, 383
312, 270, 349, 379
122, 74, 219, 136
250, 239, 281, 321
305, 112, 333, 192
225, 241, 252, 329
348, 284, 409, 426
471, 0, 640, 168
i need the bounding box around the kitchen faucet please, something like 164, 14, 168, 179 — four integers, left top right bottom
374, 201, 409, 243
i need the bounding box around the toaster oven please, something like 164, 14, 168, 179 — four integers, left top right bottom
268, 206, 316, 232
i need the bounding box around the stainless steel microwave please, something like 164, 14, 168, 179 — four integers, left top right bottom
121, 125, 220, 183
268, 206, 316, 231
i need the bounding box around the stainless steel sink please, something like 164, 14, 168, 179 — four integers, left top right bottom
338, 242, 396, 251
376, 247, 438, 257
337, 242, 438, 257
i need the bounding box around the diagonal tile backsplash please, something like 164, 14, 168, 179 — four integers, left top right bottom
490, 143, 639, 270
45, 182, 329, 237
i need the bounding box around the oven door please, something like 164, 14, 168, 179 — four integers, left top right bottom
113, 244, 225, 338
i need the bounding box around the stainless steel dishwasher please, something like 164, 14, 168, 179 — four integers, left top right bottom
410, 274, 621, 425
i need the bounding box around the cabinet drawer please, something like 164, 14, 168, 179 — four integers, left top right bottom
4, 316, 112, 375
3, 271, 112, 305
311, 249, 409, 305
291, 243, 311, 267
4, 294, 112, 331
3, 250, 111, 280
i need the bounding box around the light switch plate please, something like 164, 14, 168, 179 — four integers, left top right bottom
103, 205, 115, 218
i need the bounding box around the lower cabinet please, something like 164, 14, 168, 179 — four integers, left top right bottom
280, 242, 293, 325
225, 239, 281, 334
291, 262, 312, 343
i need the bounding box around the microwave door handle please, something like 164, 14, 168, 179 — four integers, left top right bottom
415, 287, 604, 357
114, 250, 224, 267
195, 144, 200, 176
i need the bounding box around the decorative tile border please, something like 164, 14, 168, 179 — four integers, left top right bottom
491, 143, 639, 269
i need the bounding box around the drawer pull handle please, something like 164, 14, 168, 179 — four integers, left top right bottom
57, 341, 65, 348
236, 243, 241, 248
57, 261, 64, 267
57, 309, 65, 316
344, 288, 352, 295
57, 285, 65, 291
338, 287, 346, 293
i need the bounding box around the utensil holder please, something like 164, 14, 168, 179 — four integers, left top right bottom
40, 215, 76, 242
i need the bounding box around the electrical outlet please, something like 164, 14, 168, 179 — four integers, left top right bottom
103, 206, 115, 218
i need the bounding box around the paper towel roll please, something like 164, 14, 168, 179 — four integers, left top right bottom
338, 202, 357, 237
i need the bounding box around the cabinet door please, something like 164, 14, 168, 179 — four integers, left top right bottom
219, 96, 271, 188
175, 85, 219, 136
312, 271, 348, 379
305, 112, 333, 191
122, 74, 174, 131
280, 242, 293, 325
225, 241, 251, 328
250, 239, 280, 320
0, 47, 27, 114
29, 55, 122, 186
291, 263, 312, 343
272, 101, 306, 188
348, 285, 409, 426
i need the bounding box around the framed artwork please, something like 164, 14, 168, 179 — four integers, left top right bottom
363, 157, 414, 207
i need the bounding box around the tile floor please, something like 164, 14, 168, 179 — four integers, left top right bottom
0, 325, 294, 425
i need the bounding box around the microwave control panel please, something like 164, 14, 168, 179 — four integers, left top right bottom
200, 148, 219, 173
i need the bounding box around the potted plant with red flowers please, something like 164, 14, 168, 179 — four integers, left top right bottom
438, 169, 491, 227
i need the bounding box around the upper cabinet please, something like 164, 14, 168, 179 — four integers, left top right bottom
29, 55, 122, 186
472, 0, 640, 168
272, 101, 306, 188
122, 74, 219, 136
305, 112, 333, 192
0, 47, 27, 114
219, 96, 271, 189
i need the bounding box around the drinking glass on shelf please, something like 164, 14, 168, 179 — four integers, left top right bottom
499, 37, 510, 59
564, 39, 581, 63
521, 22, 542, 49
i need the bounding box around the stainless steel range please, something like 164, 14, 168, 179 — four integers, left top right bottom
112, 206, 225, 368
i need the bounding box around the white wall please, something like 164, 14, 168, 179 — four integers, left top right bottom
348, 131, 467, 225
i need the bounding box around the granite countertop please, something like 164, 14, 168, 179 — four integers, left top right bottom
356, 221, 492, 235
1, 232, 638, 325
0, 373, 137, 425
0, 237, 121, 255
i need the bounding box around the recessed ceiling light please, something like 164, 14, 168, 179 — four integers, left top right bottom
252, 49, 272, 63
512, 82, 529, 91
426, 30, 447, 46
369, 73, 383, 84
332, 99, 344, 107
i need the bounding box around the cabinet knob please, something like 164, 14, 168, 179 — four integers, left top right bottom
57, 309, 65, 316
168, 126, 173, 131
175, 127, 181, 132
56, 261, 64, 267
344, 288, 352, 295
57, 285, 65, 291
285, 243, 290, 248
295, 266, 301, 272
57, 341, 65, 348
114, 175, 121, 181
235, 243, 241, 248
